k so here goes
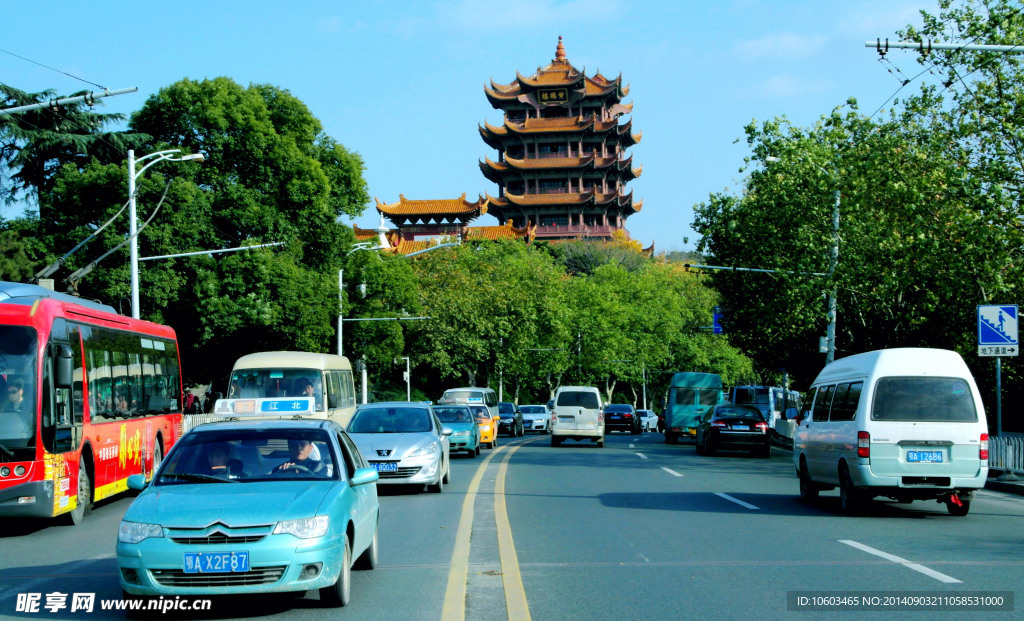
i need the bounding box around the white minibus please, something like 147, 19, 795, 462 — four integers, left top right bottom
214, 351, 358, 427
792, 348, 989, 516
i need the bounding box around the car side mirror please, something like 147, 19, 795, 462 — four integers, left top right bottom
441, 426, 454, 436
351, 467, 379, 487
127, 474, 147, 490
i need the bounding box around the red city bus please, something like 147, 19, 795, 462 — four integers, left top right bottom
0, 282, 183, 525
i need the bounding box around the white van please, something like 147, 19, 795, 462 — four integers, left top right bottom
213, 351, 358, 426
550, 386, 605, 447
438, 387, 498, 420
792, 348, 989, 515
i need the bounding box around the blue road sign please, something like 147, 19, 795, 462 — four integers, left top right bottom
978, 305, 1018, 357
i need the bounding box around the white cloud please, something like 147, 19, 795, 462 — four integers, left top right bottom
743, 73, 831, 98
733, 33, 827, 61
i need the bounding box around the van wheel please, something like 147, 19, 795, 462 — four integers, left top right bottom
596, 437, 604, 448
838, 464, 861, 514
664, 431, 674, 444
946, 498, 971, 516
798, 460, 819, 501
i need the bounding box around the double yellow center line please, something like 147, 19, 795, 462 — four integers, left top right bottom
441, 438, 536, 621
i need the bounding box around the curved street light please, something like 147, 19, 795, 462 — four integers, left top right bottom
128, 148, 204, 319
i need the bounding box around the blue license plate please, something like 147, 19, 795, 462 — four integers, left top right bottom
907, 450, 943, 463
373, 462, 398, 473
184, 551, 249, 574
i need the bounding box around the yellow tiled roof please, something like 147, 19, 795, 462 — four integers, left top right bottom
375, 193, 489, 217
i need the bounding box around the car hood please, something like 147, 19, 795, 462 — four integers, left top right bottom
441, 422, 477, 432
126, 481, 334, 527
349, 432, 439, 459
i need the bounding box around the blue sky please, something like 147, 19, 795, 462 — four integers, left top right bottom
2, 0, 938, 253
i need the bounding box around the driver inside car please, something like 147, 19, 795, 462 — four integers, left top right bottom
274, 438, 326, 475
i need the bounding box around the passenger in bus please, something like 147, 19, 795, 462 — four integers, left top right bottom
2, 379, 27, 412
295, 377, 323, 410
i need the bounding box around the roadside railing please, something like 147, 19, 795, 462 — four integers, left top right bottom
989, 435, 1024, 475
182, 413, 224, 434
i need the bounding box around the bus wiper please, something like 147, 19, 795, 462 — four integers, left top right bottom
159, 473, 239, 483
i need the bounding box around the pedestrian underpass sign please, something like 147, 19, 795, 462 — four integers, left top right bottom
977, 305, 1018, 357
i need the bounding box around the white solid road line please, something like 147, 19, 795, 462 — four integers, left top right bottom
660, 467, 684, 477
714, 492, 760, 510
635, 452, 648, 460
839, 540, 962, 584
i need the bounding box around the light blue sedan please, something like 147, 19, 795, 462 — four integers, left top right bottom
432, 404, 481, 457
116, 419, 379, 608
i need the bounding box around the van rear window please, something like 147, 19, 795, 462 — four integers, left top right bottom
871, 377, 977, 422
557, 391, 599, 409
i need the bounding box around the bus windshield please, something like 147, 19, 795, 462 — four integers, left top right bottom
229, 368, 325, 411
0, 326, 38, 456
733, 387, 769, 405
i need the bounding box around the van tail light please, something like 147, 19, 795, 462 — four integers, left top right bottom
980, 433, 989, 461
857, 431, 870, 458
755, 422, 768, 433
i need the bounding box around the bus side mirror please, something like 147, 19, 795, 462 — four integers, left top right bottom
55, 344, 73, 389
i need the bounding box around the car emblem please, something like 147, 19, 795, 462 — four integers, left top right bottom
376, 449, 392, 457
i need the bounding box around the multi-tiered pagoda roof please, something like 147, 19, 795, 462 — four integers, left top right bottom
479, 37, 642, 241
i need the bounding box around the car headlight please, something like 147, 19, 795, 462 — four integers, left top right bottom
274, 516, 329, 539
409, 441, 439, 457
454, 430, 471, 437
118, 520, 165, 544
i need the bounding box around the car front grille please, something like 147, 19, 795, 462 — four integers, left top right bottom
377, 467, 422, 479
151, 566, 286, 587
171, 533, 266, 545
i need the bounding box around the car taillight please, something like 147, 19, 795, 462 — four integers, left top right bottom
980, 433, 989, 461
711, 421, 727, 428
624, 413, 633, 418
857, 431, 870, 458
755, 422, 768, 433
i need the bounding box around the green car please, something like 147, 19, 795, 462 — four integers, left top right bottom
432, 405, 481, 457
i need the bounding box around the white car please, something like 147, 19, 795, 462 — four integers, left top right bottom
347, 402, 452, 493
519, 405, 549, 433
637, 409, 659, 432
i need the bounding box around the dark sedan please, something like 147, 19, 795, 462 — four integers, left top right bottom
497, 402, 524, 436
695, 404, 771, 457
603, 404, 640, 434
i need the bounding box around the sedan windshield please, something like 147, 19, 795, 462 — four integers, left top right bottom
350, 407, 433, 433
156, 428, 337, 484
433, 407, 473, 423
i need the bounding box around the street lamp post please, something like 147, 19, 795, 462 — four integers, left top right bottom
395, 357, 410, 401
128, 148, 204, 319
766, 156, 839, 364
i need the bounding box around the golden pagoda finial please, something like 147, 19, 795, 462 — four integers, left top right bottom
555, 35, 566, 61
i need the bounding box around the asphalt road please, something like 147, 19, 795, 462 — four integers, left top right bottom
2, 432, 1023, 620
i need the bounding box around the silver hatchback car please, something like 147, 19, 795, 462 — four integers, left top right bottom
347, 402, 452, 493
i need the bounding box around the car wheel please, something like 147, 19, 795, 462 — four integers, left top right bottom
64, 460, 91, 526
320, 536, 351, 607
441, 458, 450, 485
838, 464, 861, 514
475, 444, 481, 456
757, 443, 771, 458
354, 527, 378, 570
705, 436, 716, 456
631, 423, 641, 435
798, 459, 819, 501
695, 434, 704, 455
551, 436, 561, 447
597, 437, 604, 448
946, 497, 971, 516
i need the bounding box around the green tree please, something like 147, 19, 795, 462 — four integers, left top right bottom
36, 77, 369, 385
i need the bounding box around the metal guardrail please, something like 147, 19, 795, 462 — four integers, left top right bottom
989, 435, 1024, 475
182, 413, 224, 434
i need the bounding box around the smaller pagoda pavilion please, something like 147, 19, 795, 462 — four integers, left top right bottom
356, 194, 536, 255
